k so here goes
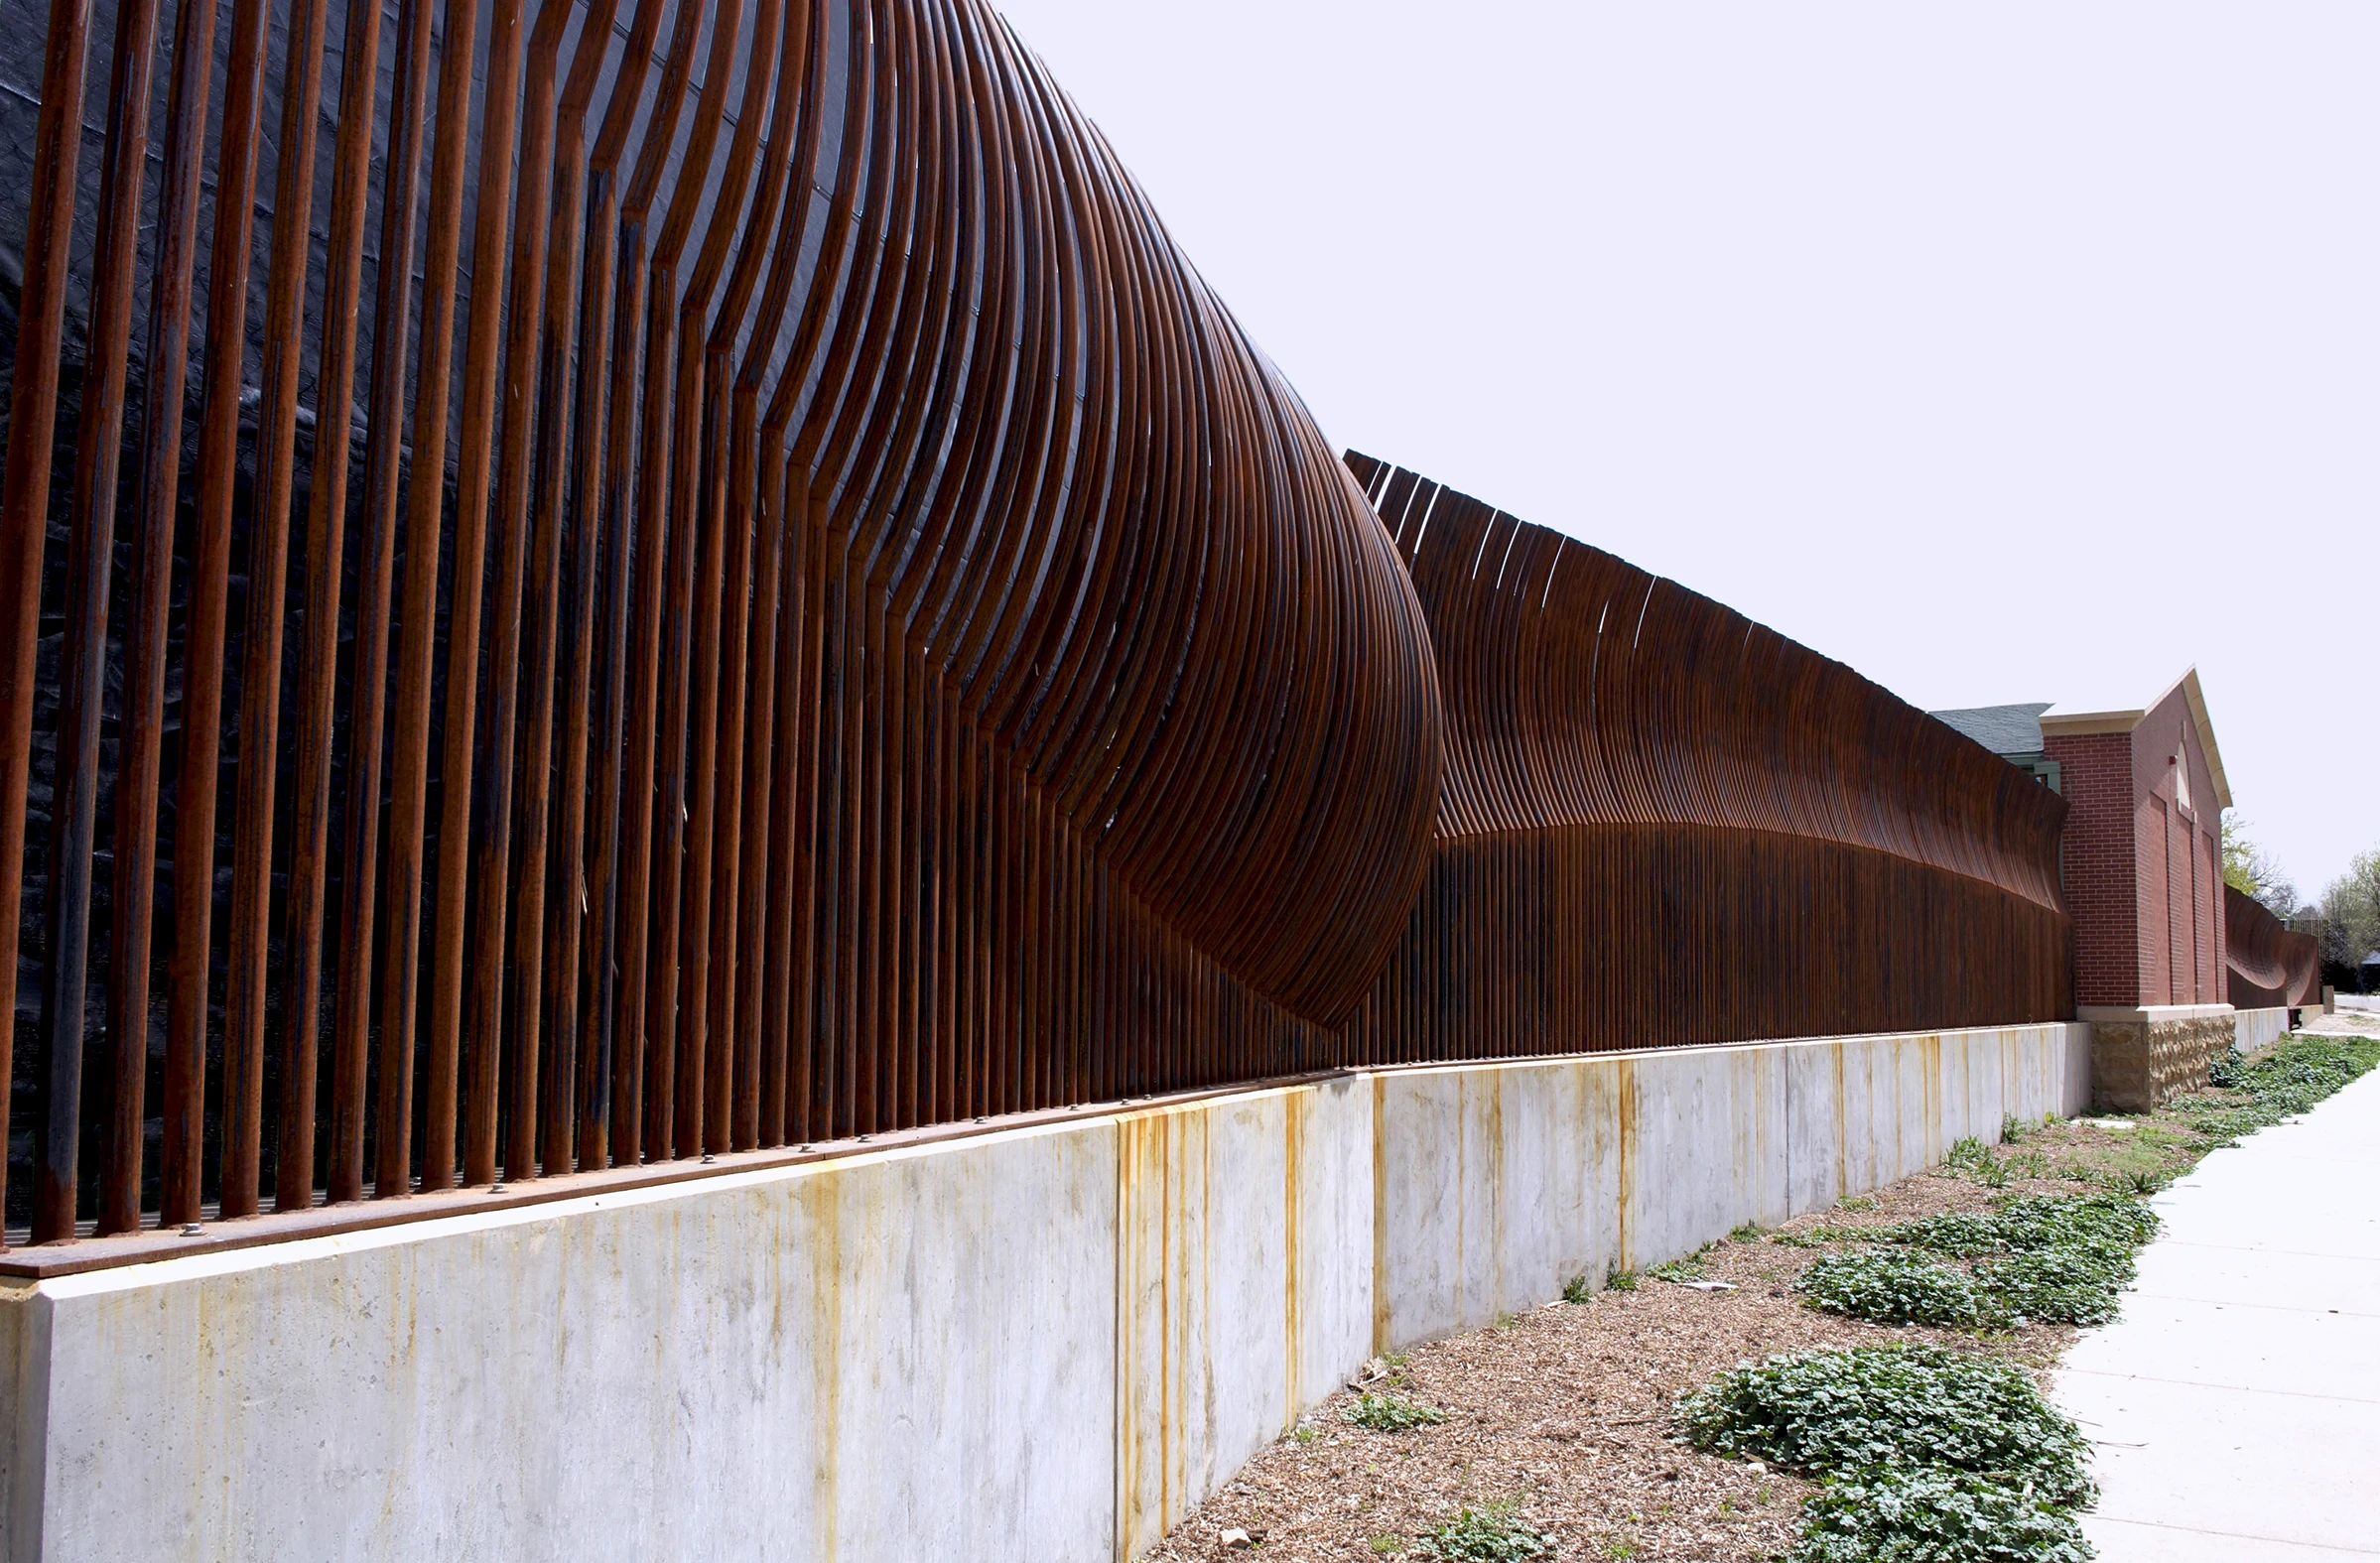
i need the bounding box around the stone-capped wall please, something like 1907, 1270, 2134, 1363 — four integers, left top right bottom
2089, 1013, 2236, 1112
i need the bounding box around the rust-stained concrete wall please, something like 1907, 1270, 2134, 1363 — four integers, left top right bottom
4, 1124, 1121, 1562
2234, 1006, 2291, 1053
1371, 1023, 2085, 1351
0, 1024, 2085, 1562
1114, 1079, 1375, 1556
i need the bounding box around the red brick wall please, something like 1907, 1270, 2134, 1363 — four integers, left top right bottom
2149, 699, 2222, 1006
2047, 731, 2139, 1005
2144, 792, 2171, 1002
2187, 820, 2206, 1001
2045, 683, 2227, 1008
2200, 821, 2222, 1001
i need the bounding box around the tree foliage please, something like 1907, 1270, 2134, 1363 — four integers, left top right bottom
2313, 847, 2380, 985
2221, 812, 2299, 914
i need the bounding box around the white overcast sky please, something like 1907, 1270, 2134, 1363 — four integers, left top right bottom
991, 0, 2377, 903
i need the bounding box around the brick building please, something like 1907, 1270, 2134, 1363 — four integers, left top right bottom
1935, 670, 2234, 1108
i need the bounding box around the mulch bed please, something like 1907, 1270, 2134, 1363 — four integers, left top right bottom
1143, 1114, 2155, 1563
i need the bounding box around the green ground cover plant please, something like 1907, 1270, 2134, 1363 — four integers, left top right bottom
1984, 1194, 2158, 1259
1649, 1241, 1717, 1282
1412, 1501, 1556, 1561
2206, 1044, 2251, 1089
1701, 1031, 2377, 1560
1677, 1344, 2095, 1559
2045, 1034, 2377, 1187
1791, 1466, 2093, 1563
1942, 1136, 1998, 1177
1972, 1247, 2126, 1327
1793, 1248, 1983, 1327
1793, 1194, 2155, 1328
1770, 1224, 1869, 1248
2174, 1035, 2380, 1146
1344, 1392, 1448, 1432
1870, 1210, 2002, 1258
1675, 1345, 2095, 1506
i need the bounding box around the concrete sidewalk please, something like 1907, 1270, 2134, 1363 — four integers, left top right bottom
2056, 1027, 2380, 1561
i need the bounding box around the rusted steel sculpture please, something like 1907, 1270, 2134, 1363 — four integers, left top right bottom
2223, 885, 2318, 1009
0, 0, 1439, 1241
1337, 457, 2071, 1060
0, 0, 2068, 1247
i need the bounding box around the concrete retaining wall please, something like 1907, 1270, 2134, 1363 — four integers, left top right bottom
2234, 1006, 2291, 1052
0, 1022, 2086, 1563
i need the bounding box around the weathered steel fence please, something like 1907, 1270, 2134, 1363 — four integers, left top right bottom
0, 0, 2066, 1249
1339, 458, 2071, 1059
2223, 884, 2318, 1008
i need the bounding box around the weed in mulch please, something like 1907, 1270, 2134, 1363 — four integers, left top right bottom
1650, 1242, 1717, 1283
1943, 1135, 2019, 1188
1344, 1391, 1449, 1432
1770, 1224, 1868, 1248
1687, 1038, 2380, 1563
1943, 1136, 1995, 1175
2003, 1147, 2053, 1180
2049, 1119, 2190, 1191
1412, 1499, 1557, 1560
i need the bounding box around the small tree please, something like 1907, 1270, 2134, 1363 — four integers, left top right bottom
2222, 813, 2300, 915
2317, 850, 2380, 990
2221, 813, 2258, 895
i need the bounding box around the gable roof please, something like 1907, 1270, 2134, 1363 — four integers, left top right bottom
2035, 667, 2232, 811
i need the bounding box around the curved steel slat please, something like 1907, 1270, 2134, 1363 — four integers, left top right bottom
3, 0, 2081, 1245
1341, 455, 2071, 1061
2223, 886, 2317, 1008
2, 0, 1440, 1234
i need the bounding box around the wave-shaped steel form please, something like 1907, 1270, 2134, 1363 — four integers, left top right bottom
2223, 886, 2318, 1008
0, 0, 2081, 1250
1337, 456, 2072, 1059
0, 0, 1439, 1240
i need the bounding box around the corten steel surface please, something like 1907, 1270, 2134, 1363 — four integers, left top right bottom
0, 0, 1441, 1243
0, 0, 2073, 1256
1337, 456, 2072, 1061
2223, 885, 2318, 1009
